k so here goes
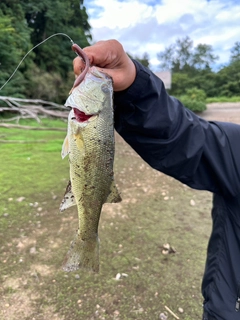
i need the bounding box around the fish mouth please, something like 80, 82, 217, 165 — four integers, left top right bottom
73, 108, 94, 122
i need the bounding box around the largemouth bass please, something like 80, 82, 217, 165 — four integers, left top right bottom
60, 65, 121, 273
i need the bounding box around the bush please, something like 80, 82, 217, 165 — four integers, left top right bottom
179, 87, 207, 113
179, 97, 207, 112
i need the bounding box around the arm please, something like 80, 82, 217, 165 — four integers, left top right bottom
114, 60, 240, 197
73, 40, 240, 197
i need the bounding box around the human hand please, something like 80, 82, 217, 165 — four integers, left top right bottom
73, 39, 136, 91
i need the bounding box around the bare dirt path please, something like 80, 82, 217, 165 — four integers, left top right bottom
202, 102, 240, 124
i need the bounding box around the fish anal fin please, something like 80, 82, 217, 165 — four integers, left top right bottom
59, 180, 76, 212
105, 180, 122, 203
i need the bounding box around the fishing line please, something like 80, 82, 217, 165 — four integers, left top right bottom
0, 33, 75, 92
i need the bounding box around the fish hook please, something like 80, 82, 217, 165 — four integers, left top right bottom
72, 43, 90, 89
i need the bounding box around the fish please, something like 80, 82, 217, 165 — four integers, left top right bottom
60, 65, 121, 273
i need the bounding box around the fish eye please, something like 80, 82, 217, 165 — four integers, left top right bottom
101, 84, 109, 94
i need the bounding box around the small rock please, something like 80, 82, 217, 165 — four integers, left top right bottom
190, 199, 196, 206
163, 243, 170, 250
29, 247, 37, 254
75, 274, 80, 279
17, 197, 25, 202
162, 249, 169, 255
159, 312, 168, 320
115, 273, 121, 280
162, 243, 176, 254
31, 202, 38, 207
178, 307, 184, 313
121, 273, 128, 278
3, 213, 9, 217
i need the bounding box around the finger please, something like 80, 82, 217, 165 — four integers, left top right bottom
73, 57, 86, 76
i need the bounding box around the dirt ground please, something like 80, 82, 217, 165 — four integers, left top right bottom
1, 102, 240, 320
203, 102, 240, 123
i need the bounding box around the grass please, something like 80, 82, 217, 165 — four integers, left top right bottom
0, 118, 212, 319
206, 96, 240, 103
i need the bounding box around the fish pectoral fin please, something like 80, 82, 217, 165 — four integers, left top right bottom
105, 180, 122, 203
61, 135, 69, 159
74, 132, 85, 152
59, 180, 76, 212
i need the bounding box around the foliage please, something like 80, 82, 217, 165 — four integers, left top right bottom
158, 36, 218, 73
128, 52, 150, 68
184, 87, 207, 102
0, 6, 32, 97
0, 1, 91, 102
180, 98, 207, 113
230, 41, 240, 62
158, 36, 240, 100
134, 52, 150, 68
179, 88, 207, 113
215, 60, 240, 97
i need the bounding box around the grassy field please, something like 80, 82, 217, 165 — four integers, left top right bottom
0, 118, 212, 320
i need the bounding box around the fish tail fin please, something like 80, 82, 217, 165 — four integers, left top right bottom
62, 231, 99, 273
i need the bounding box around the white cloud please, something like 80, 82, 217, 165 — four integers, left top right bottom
84, 0, 240, 70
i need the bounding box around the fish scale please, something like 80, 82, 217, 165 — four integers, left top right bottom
60, 67, 121, 272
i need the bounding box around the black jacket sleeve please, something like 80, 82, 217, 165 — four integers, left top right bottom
113, 60, 240, 197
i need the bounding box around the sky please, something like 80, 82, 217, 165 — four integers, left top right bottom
84, 0, 240, 70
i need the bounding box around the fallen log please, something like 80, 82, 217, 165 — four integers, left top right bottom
0, 140, 46, 143
0, 123, 66, 131
0, 96, 69, 121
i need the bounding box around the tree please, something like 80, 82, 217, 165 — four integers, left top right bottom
157, 44, 175, 71
21, 0, 91, 77
158, 36, 219, 98
157, 36, 218, 73
0, 5, 32, 97
216, 60, 240, 97
230, 42, 240, 62
134, 53, 150, 68
127, 52, 150, 68
0, 1, 91, 102
192, 44, 218, 70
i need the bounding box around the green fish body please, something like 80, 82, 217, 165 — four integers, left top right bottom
61, 67, 121, 272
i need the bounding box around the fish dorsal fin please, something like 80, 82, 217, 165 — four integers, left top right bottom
61, 135, 69, 159
60, 180, 76, 212
105, 180, 122, 203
